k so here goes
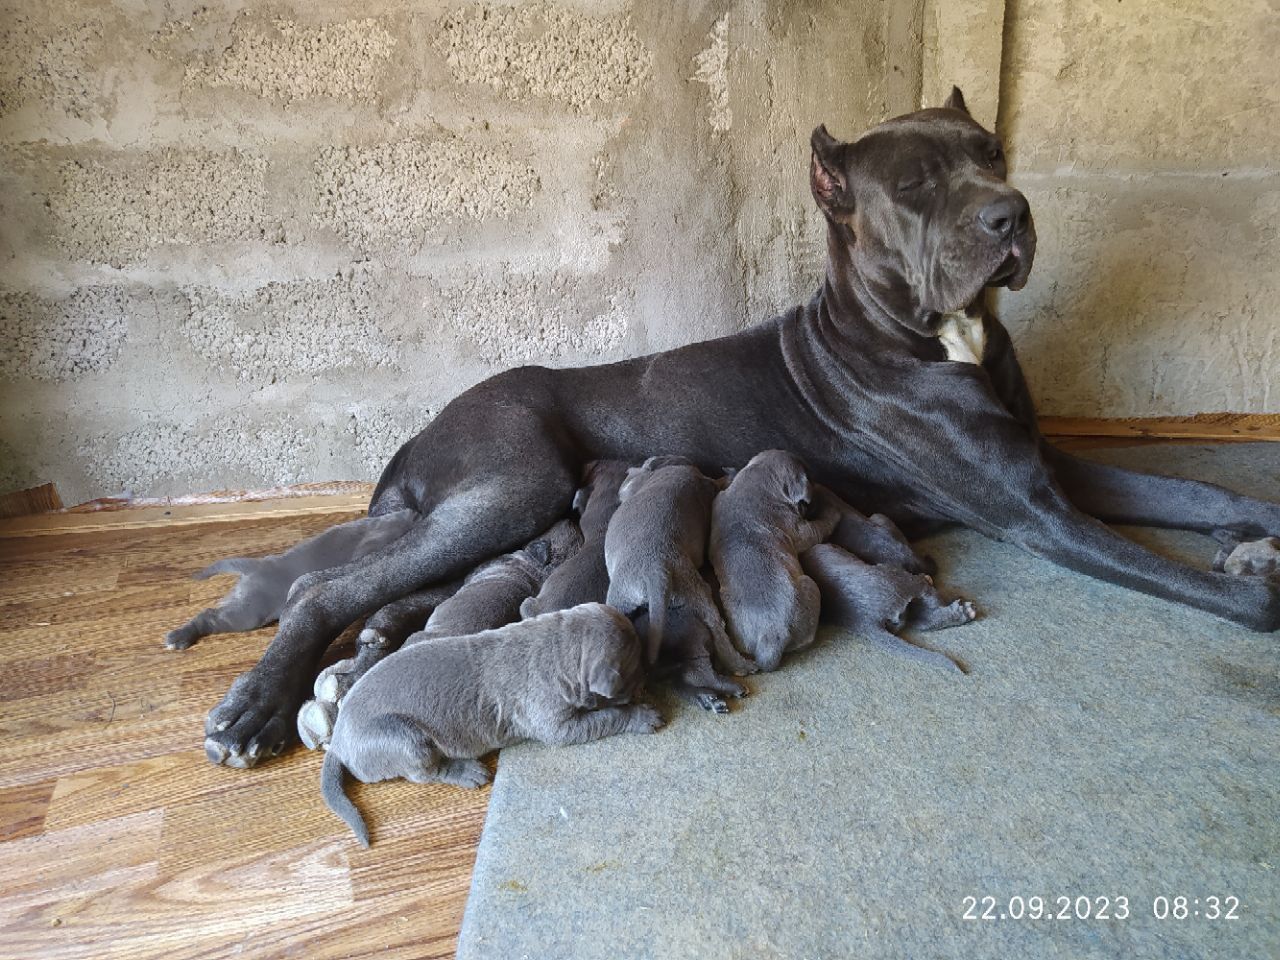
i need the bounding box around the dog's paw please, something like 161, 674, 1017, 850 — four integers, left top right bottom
442, 759, 492, 789
164, 625, 199, 651
626, 704, 665, 734
313, 658, 358, 705
204, 670, 300, 767
952, 599, 979, 623
1221, 537, 1280, 577
296, 698, 337, 751
694, 691, 730, 714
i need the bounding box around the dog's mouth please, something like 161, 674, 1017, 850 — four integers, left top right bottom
986, 252, 1019, 286
984, 230, 1036, 292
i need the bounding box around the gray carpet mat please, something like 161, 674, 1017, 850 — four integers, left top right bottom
457, 444, 1279, 960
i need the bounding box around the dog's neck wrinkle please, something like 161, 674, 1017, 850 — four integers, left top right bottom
823, 225, 934, 356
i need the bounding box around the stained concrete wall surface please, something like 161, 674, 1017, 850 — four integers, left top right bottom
1, 0, 1274, 501
996, 0, 1280, 417
0, 0, 920, 501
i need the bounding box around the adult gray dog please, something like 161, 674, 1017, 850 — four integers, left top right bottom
201, 89, 1280, 768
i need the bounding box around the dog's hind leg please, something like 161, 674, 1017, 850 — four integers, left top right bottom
672, 657, 746, 713
165, 601, 274, 650
298, 583, 463, 750
205, 468, 576, 767
906, 585, 978, 632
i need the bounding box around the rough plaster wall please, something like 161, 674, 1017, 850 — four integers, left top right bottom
997, 0, 1280, 417
0, 1, 921, 502
920, 0, 1004, 128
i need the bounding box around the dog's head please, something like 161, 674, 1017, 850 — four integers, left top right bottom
811, 87, 1036, 330
573, 604, 646, 705
740, 449, 812, 514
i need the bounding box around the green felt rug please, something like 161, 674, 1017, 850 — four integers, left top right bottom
458, 444, 1279, 960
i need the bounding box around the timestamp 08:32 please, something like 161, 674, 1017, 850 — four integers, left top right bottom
961, 895, 1241, 921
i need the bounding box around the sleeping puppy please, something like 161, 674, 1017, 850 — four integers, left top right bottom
811, 484, 934, 575
165, 508, 416, 650
710, 450, 840, 672
604, 456, 754, 675
321, 603, 661, 846
296, 519, 582, 750
801, 543, 977, 673
521, 460, 631, 618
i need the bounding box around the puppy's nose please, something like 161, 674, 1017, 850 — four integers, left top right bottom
977, 194, 1029, 240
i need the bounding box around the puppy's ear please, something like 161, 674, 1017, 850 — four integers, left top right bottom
943, 85, 970, 115
619, 466, 646, 501
785, 471, 813, 515
810, 125, 853, 222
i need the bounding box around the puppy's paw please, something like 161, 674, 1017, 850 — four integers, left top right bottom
314, 658, 357, 704
694, 692, 730, 714
297, 698, 337, 751
1221, 537, 1280, 577
952, 599, 979, 622
164, 625, 199, 651
626, 704, 664, 734
442, 759, 492, 789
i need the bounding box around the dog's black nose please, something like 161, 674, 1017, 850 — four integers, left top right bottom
977, 194, 1029, 239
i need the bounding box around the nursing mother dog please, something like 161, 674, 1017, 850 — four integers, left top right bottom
201, 88, 1280, 768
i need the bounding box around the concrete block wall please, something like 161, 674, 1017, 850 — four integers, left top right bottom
994, 0, 1280, 417
0, 0, 922, 502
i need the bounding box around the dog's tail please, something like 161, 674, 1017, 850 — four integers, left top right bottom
321, 750, 370, 848
645, 571, 668, 665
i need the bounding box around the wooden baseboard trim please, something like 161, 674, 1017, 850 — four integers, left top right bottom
1041, 413, 1280, 443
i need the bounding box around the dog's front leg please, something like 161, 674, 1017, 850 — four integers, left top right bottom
541, 704, 664, 745
1043, 446, 1280, 540
978, 480, 1280, 632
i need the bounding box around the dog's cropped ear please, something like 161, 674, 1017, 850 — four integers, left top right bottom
943, 86, 970, 115
810, 125, 853, 221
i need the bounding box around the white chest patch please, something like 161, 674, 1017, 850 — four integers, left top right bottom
937, 311, 987, 365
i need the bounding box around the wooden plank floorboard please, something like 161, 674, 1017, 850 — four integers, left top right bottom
0, 514, 487, 960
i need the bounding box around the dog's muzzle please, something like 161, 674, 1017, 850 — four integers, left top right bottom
978, 193, 1035, 290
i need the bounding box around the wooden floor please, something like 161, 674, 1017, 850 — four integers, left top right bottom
0, 510, 490, 960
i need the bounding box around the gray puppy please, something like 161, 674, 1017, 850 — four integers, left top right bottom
812, 484, 935, 574
605, 456, 754, 674
801, 543, 977, 672
710, 450, 840, 672
1211, 530, 1280, 576
297, 519, 583, 750
321, 602, 661, 846
165, 508, 416, 650
634, 583, 747, 714
521, 460, 631, 618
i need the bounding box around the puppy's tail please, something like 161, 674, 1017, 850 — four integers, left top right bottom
321, 750, 370, 848
193, 557, 257, 580
645, 572, 668, 664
